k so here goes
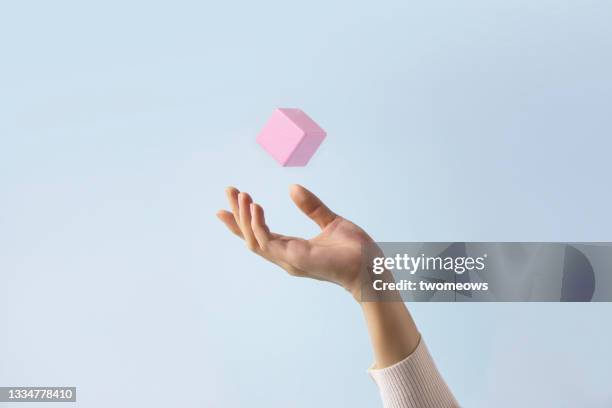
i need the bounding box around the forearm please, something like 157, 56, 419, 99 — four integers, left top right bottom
360, 299, 459, 407
360, 300, 420, 368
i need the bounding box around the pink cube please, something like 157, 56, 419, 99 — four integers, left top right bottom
256, 108, 326, 166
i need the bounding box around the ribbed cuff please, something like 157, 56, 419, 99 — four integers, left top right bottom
368, 338, 459, 408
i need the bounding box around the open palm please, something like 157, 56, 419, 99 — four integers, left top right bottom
217, 185, 374, 298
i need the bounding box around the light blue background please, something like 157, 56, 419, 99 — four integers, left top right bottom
1, 0, 612, 407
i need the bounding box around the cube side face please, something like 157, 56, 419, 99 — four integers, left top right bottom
256, 109, 305, 166
284, 131, 327, 166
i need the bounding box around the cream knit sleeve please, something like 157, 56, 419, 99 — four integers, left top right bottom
368, 338, 459, 408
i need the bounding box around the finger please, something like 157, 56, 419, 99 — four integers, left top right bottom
289, 184, 337, 229
250, 203, 272, 249
221, 204, 285, 265
225, 186, 241, 225
238, 192, 258, 251
216, 210, 244, 238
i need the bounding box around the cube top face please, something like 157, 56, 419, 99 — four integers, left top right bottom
256, 108, 326, 166
277, 108, 326, 135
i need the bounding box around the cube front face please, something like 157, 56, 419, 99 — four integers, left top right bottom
256, 109, 305, 166
256, 108, 326, 166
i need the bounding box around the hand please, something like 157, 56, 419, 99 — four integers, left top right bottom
216, 184, 374, 300
217, 184, 421, 369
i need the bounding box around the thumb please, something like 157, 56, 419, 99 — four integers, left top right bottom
289, 184, 337, 229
